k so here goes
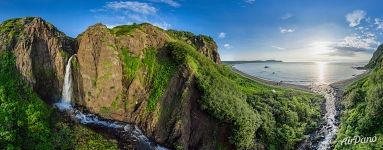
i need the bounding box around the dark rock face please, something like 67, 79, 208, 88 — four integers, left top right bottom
192, 35, 221, 64
74, 24, 124, 118
0, 17, 75, 102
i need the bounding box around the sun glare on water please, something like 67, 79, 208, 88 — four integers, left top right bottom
316, 62, 327, 84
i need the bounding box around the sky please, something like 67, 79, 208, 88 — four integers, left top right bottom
1, 0, 383, 62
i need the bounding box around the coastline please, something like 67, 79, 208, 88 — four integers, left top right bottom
330, 69, 370, 90
230, 66, 312, 92
230, 65, 372, 149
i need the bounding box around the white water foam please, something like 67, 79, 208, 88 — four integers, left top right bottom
311, 84, 339, 150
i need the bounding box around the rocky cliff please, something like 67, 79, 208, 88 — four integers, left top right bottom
72, 23, 229, 149
365, 44, 383, 68
0, 17, 75, 101
1, 17, 322, 150
1, 17, 226, 149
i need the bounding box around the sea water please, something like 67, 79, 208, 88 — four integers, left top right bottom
233, 62, 367, 85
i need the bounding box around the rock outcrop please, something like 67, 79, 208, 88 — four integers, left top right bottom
167, 30, 221, 64
192, 35, 221, 64
0, 17, 75, 101
74, 24, 124, 118
366, 44, 383, 68
72, 23, 227, 149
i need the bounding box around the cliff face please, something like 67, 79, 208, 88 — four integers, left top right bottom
1, 18, 325, 150
71, 23, 227, 149
0, 17, 75, 101
73, 24, 124, 119
1, 17, 224, 149
366, 44, 383, 68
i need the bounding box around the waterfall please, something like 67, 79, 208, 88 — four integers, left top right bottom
54, 55, 167, 150
56, 55, 75, 111
62, 55, 75, 103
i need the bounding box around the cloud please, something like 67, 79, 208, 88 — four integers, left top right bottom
325, 34, 378, 56
106, 1, 157, 15
150, 0, 180, 7
152, 22, 171, 29
346, 10, 366, 27
224, 44, 232, 49
218, 32, 226, 38
280, 13, 293, 20
106, 23, 132, 28
92, 1, 172, 30
280, 27, 295, 33
244, 0, 255, 4
271, 46, 285, 50
375, 18, 383, 30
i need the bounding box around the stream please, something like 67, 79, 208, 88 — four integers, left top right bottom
298, 84, 340, 150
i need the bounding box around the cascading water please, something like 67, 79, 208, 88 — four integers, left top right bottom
62, 55, 74, 103
55, 55, 75, 111
55, 55, 167, 150
298, 84, 340, 150
314, 85, 339, 150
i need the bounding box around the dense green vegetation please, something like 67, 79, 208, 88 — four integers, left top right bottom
365, 44, 383, 68
0, 51, 52, 149
0, 51, 118, 150
52, 115, 118, 150
165, 41, 323, 149
120, 47, 177, 111
0, 18, 24, 36
0, 18, 25, 46
334, 50, 383, 149
167, 30, 196, 42
167, 30, 216, 50
146, 52, 177, 111
110, 23, 141, 36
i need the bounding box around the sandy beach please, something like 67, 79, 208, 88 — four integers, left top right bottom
231, 65, 370, 92
231, 66, 313, 92
330, 69, 370, 90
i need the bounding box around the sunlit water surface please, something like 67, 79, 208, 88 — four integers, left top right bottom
235, 61, 367, 150
234, 62, 367, 85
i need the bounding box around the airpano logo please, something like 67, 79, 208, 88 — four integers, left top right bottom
340, 135, 378, 145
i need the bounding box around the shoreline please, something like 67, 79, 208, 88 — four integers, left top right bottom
230, 65, 371, 149
330, 69, 370, 90
231, 66, 312, 92
231, 65, 370, 92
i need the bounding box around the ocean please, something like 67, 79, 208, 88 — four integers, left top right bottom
233, 62, 367, 85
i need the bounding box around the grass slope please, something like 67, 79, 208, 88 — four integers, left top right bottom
334, 54, 383, 149
106, 24, 324, 149
165, 40, 323, 149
